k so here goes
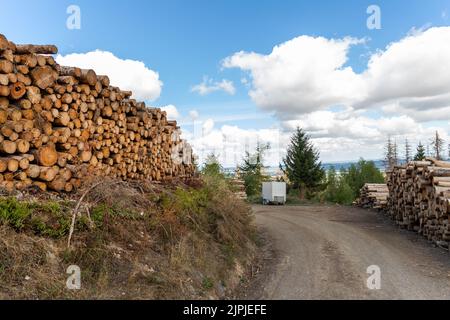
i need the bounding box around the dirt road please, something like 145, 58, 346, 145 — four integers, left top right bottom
241, 205, 450, 300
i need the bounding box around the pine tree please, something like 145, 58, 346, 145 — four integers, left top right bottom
201, 153, 223, 177
414, 142, 426, 161
280, 127, 325, 199
404, 138, 412, 163
431, 131, 445, 160
239, 142, 270, 197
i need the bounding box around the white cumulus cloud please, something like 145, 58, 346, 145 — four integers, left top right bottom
359, 27, 450, 113
223, 27, 450, 123
223, 36, 365, 116
56, 50, 162, 101
183, 113, 449, 166
191, 77, 236, 96
189, 110, 200, 120
161, 105, 180, 120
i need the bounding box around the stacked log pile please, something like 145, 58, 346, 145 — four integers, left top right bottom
0, 34, 195, 192
230, 179, 247, 200
356, 184, 389, 210
387, 158, 450, 249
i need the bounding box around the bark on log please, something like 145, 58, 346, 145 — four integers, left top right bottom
0, 33, 196, 193
80, 69, 97, 86
15, 44, 58, 55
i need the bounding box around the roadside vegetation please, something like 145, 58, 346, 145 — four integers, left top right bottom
238, 143, 271, 202
0, 171, 256, 299
235, 127, 385, 206
319, 159, 384, 205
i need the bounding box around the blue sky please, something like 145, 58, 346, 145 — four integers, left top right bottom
1, 1, 450, 164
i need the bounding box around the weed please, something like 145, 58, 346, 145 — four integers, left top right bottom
222, 243, 236, 266
91, 204, 107, 227
0, 177, 257, 299
0, 197, 31, 230
30, 201, 72, 238
202, 277, 214, 290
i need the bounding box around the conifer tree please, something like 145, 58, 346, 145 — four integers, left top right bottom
201, 153, 223, 177
239, 143, 270, 197
414, 142, 426, 161
280, 128, 325, 199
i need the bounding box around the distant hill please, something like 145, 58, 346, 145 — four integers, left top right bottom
224, 159, 388, 177
321, 159, 386, 172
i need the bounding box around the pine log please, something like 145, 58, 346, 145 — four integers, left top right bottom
39, 166, 58, 182
0, 60, 13, 73
33, 145, 58, 167
30, 66, 58, 89
15, 44, 58, 55
0, 34, 9, 51
9, 82, 26, 99
0, 140, 16, 154
80, 69, 97, 86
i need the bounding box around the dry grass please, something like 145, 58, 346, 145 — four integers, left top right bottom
0, 176, 256, 299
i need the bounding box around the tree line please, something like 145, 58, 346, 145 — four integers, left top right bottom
201, 127, 385, 206
384, 130, 446, 171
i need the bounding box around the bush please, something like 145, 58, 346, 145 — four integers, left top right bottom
238, 143, 270, 198
0, 197, 72, 238
201, 153, 224, 179
322, 159, 384, 205
333, 181, 354, 205
0, 197, 31, 230
342, 159, 385, 198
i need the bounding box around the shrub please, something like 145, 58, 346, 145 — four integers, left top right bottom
0, 197, 71, 238
0, 197, 31, 230
201, 153, 224, 179
342, 159, 385, 197
322, 159, 384, 205
238, 143, 270, 198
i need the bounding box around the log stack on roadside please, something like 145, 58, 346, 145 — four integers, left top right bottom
0, 33, 195, 193
386, 158, 450, 249
356, 183, 389, 210
230, 179, 247, 200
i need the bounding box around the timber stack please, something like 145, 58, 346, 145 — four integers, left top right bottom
386, 158, 450, 249
230, 179, 247, 200
356, 183, 388, 210
0, 33, 195, 193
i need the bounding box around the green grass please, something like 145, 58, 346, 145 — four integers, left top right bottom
221, 243, 236, 266
0, 197, 73, 238
0, 197, 32, 230
0, 177, 257, 299
202, 277, 214, 290
246, 194, 262, 204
